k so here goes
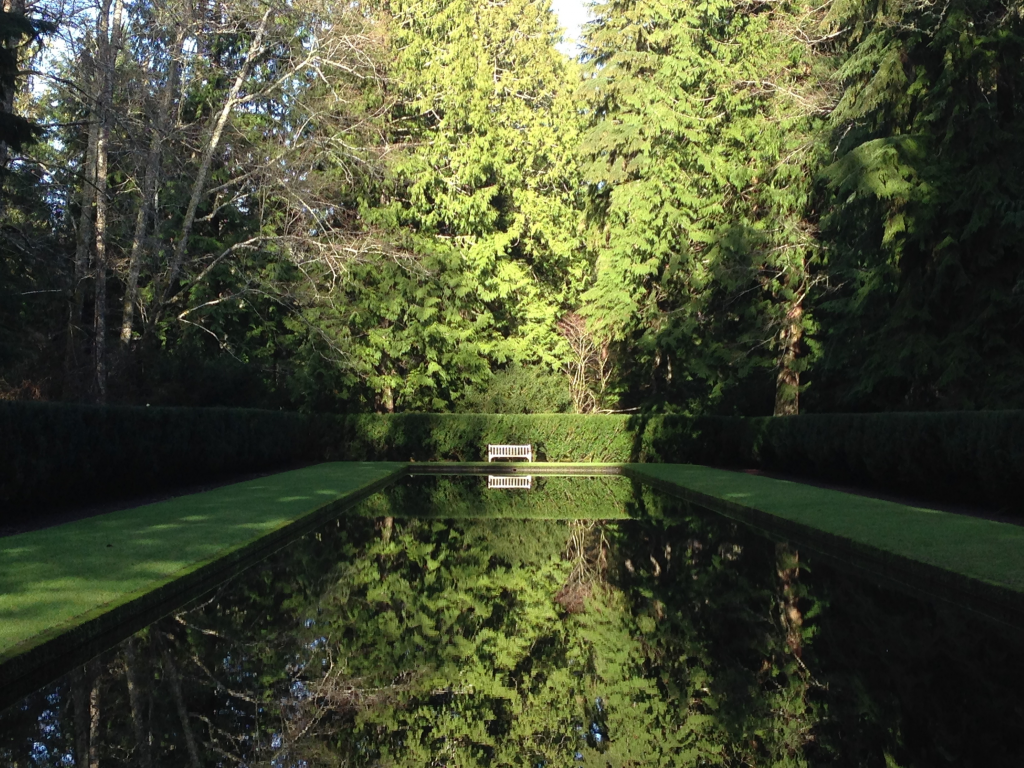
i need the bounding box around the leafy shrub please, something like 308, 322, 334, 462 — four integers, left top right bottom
457, 364, 573, 414
321, 413, 635, 462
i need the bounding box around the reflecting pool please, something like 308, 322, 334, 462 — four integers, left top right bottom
2, 476, 1023, 766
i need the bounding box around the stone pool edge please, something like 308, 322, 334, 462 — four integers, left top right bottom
0, 465, 408, 711
390, 461, 1024, 623
623, 464, 1024, 626
6, 459, 1024, 711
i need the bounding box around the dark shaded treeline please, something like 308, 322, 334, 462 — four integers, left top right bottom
1, 0, 1022, 415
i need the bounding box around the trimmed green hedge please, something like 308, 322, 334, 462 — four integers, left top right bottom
4, 404, 1022, 514
0, 402, 313, 508
317, 413, 637, 463
321, 412, 1024, 511
640, 412, 1024, 512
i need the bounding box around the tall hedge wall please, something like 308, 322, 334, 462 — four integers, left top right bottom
0, 402, 313, 508
639, 412, 1024, 513
317, 411, 1024, 512
4, 404, 1022, 514
316, 413, 638, 463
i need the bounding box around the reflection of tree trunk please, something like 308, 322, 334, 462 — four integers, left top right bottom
72, 665, 90, 767
380, 516, 394, 544
776, 542, 803, 657
121, 31, 184, 344
157, 631, 202, 768
88, 658, 103, 768
125, 637, 152, 768
555, 520, 608, 613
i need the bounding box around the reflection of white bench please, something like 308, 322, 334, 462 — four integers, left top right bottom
487, 444, 533, 462
487, 475, 533, 489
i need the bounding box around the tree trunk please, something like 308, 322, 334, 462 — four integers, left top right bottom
160, 9, 271, 308
0, 0, 26, 173
65, 49, 100, 393
121, 30, 185, 344
91, 0, 125, 402
125, 637, 152, 768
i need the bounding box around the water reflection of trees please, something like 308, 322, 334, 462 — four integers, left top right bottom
3, 487, 1024, 766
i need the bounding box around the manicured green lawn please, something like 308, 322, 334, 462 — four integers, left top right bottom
0, 462, 405, 663
628, 463, 1024, 594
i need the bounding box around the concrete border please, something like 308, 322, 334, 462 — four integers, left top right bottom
6, 460, 1024, 712
0, 465, 408, 711
623, 465, 1024, 627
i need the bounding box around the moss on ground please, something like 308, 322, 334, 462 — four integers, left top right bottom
0, 462, 405, 662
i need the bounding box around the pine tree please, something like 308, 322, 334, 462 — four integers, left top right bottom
579, 0, 833, 414
381, 0, 587, 382
808, 0, 1024, 410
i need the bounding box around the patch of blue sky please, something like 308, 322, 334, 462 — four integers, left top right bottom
549, 0, 592, 56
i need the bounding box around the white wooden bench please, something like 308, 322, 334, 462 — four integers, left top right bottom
487, 475, 533, 489
487, 444, 533, 462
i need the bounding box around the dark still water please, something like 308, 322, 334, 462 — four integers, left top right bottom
3, 476, 1023, 767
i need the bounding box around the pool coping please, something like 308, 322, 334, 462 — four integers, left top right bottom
0, 464, 409, 710
622, 465, 1024, 628
4, 459, 1024, 711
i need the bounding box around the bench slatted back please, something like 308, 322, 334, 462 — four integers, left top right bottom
487, 444, 533, 462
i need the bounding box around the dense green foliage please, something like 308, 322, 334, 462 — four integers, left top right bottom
0, 0, 590, 412
2, 0, 1020, 415
357, 475, 634, 519
577, 0, 1024, 414
578, 0, 829, 415
808, 0, 1024, 411
329, 412, 637, 462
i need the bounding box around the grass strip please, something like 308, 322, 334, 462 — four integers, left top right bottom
6, 459, 1024, 704
626, 464, 1024, 612
0, 462, 406, 700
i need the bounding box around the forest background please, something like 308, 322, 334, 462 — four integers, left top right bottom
1, 0, 1022, 417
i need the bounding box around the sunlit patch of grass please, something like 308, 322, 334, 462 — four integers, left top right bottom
628, 463, 1024, 594
0, 462, 405, 661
